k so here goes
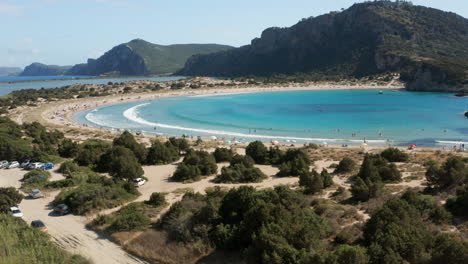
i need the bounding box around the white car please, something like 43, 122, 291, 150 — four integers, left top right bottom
20, 160, 31, 168
28, 162, 43, 170
0, 160, 9, 168
7, 161, 19, 169
9, 207, 23, 218
133, 178, 146, 187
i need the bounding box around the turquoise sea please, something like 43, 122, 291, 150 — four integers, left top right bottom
0, 76, 185, 96
74, 90, 468, 147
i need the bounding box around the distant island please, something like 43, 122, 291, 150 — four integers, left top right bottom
178, 1, 468, 92
19, 40, 233, 77
0, 67, 22, 76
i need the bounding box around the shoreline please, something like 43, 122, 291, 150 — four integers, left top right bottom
12, 81, 466, 150
0, 74, 178, 85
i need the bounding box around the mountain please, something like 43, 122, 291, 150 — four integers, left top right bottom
20, 63, 72, 76
66, 39, 233, 76
0, 67, 22, 76
178, 1, 468, 91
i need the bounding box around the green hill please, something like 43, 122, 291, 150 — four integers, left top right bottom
178, 1, 468, 91
66, 39, 233, 76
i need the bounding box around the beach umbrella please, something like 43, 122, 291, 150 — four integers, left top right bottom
210, 136, 217, 140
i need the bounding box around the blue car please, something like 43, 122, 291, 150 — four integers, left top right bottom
41, 162, 54, 170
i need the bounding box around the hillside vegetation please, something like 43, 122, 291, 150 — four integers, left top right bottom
179, 1, 468, 91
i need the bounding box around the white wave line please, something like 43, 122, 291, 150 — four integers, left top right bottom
122, 103, 387, 143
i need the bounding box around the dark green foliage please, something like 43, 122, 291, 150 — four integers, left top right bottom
328, 245, 369, 264
276, 149, 311, 177
75, 139, 111, 166
179, 2, 468, 90
335, 157, 356, 173
146, 140, 179, 165
168, 137, 190, 154
108, 203, 152, 232
0, 215, 90, 264
446, 184, 468, 217
58, 138, 79, 158
246, 141, 268, 164
22, 122, 64, 155
0, 118, 34, 160
0, 187, 24, 213
58, 161, 80, 176
213, 147, 234, 163
321, 168, 333, 188
299, 169, 324, 194
426, 156, 468, 190
351, 154, 401, 201
267, 146, 285, 165
113, 131, 147, 163
23, 169, 51, 181
160, 186, 330, 263
147, 192, 166, 207
215, 156, 267, 183
363, 190, 460, 263
430, 234, 468, 264
53, 180, 138, 215
380, 147, 409, 162
172, 149, 217, 182
98, 146, 144, 181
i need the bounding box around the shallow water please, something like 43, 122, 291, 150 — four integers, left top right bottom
74, 90, 468, 147
0, 76, 185, 96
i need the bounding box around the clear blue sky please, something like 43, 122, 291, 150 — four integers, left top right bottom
1, 0, 467, 68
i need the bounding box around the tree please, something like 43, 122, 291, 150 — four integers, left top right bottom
380, 147, 409, 162
75, 140, 111, 166
0, 187, 24, 213
330, 245, 369, 264
351, 177, 370, 201
321, 168, 333, 188
213, 147, 234, 163
146, 140, 179, 165
426, 156, 468, 190
101, 146, 144, 181
168, 137, 190, 154
446, 184, 468, 217
246, 141, 268, 164
113, 131, 147, 163
335, 157, 356, 173
58, 138, 79, 158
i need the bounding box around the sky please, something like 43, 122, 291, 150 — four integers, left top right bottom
1, 0, 467, 68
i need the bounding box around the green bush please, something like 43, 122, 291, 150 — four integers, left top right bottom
146, 140, 179, 165
246, 141, 268, 164
147, 192, 166, 207
335, 157, 356, 173
172, 150, 217, 182
113, 131, 147, 163
172, 164, 202, 182
23, 169, 51, 181
75, 139, 111, 166
0, 187, 23, 213
277, 149, 311, 177
58, 160, 80, 175
215, 164, 267, 183
446, 184, 468, 217
98, 146, 144, 181
109, 203, 152, 232
213, 147, 234, 163
53, 181, 138, 215
426, 156, 468, 190
381, 147, 409, 162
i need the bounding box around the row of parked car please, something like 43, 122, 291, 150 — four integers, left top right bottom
0, 160, 54, 170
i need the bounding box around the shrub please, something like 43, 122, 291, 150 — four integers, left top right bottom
23, 169, 51, 181
172, 150, 217, 182
0, 187, 24, 213
113, 131, 147, 163
146, 140, 179, 165
215, 164, 267, 183
381, 147, 409, 162
426, 156, 468, 190
246, 141, 268, 164
98, 146, 144, 181
172, 164, 202, 182
277, 149, 311, 177
446, 185, 468, 217
109, 203, 152, 232
53, 181, 138, 215
335, 157, 356, 173
147, 192, 166, 207
58, 138, 79, 158
213, 147, 234, 163
75, 140, 111, 166
58, 161, 80, 176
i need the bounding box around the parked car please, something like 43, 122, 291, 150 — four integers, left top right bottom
53, 204, 69, 215
20, 160, 31, 168
27, 162, 43, 170
40, 162, 54, 170
29, 189, 44, 199
9, 207, 23, 218
0, 160, 9, 168
6, 161, 19, 169
31, 220, 47, 232
133, 178, 146, 187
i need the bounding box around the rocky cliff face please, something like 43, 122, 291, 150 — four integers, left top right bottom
66, 39, 233, 76
67, 44, 147, 76
179, 1, 468, 91
19, 63, 71, 76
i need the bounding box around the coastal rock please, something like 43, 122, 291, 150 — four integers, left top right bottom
66, 39, 233, 76
178, 1, 468, 91
19, 63, 71, 76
